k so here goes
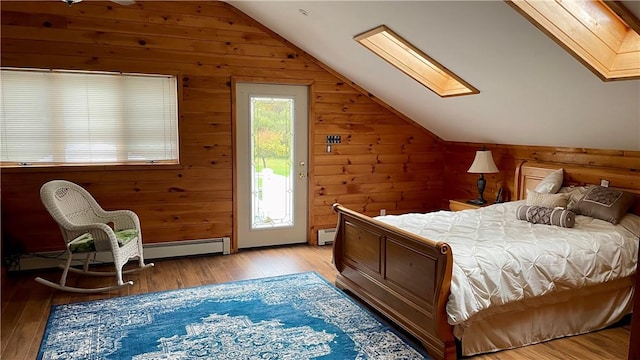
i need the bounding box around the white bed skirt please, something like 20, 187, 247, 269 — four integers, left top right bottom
457, 275, 635, 356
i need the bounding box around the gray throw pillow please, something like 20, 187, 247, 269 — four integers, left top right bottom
572, 186, 636, 224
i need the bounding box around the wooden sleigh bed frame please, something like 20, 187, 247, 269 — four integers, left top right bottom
331, 161, 640, 360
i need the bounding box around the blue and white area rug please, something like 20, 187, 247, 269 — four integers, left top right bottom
38, 272, 432, 359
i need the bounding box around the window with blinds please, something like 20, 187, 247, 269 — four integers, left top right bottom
0, 68, 179, 166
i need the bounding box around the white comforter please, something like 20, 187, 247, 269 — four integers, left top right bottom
375, 201, 639, 326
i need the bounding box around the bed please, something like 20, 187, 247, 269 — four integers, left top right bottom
331, 161, 640, 359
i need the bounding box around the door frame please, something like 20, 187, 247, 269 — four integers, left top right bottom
231, 76, 315, 253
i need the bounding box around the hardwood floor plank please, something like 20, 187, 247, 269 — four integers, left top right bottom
0, 244, 630, 360
1, 283, 52, 360
27, 314, 49, 360
0, 283, 25, 355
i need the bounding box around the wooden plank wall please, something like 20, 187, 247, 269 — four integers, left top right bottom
0, 1, 444, 254
444, 143, 640, 205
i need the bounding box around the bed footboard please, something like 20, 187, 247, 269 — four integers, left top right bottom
332, 203, 455, 360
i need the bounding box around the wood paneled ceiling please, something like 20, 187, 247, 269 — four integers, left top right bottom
228, 1, 640, 151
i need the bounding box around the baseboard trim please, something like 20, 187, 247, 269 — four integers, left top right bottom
15, 237, 231, 271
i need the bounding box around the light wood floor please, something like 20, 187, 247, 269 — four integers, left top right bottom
1, 244, 630, 360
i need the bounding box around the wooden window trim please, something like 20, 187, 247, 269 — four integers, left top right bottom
354, 25, 479, 98
508, 0, 640, 81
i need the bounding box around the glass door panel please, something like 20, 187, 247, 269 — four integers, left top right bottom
250, 96, 294, 229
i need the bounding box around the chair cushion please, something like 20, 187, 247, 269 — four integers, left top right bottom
69, 229, 138, 253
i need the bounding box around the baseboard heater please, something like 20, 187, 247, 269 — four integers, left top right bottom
15, 237, 231, 271
318, 228, 336, 246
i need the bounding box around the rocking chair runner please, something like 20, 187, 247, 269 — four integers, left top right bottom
35, 180, 154, 293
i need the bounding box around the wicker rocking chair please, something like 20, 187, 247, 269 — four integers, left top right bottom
35, 180, 154, 293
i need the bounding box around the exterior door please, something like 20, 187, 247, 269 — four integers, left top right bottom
235, 83, 309, 249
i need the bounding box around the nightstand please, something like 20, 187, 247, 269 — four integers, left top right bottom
449, 199, 491, 211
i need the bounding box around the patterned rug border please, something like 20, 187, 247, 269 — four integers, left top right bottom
38, 271, 432, 359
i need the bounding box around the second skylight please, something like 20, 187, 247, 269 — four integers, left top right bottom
354, 25, 479, 98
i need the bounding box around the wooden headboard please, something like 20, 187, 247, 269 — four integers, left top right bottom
515, 161, 640, 216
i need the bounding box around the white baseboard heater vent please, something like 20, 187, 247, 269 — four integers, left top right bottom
144, 237, 231, 259
16, 237, 231, 271
318, 228, 336, 246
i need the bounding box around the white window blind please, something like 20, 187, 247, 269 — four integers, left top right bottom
0, 68, 179, 165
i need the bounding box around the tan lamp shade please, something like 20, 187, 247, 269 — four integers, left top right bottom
467, 150, 499, 174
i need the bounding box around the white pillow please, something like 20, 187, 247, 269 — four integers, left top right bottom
526, 189, 569, 209
534, 168, 563, 194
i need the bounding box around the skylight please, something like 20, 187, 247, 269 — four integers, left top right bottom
354, 25, 479, 98
508, 0, 640, 81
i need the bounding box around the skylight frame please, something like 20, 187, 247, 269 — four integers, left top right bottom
508, 0, 640, 81
354, 25, 479, 98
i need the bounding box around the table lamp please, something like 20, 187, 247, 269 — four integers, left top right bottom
467, 147, 499, 205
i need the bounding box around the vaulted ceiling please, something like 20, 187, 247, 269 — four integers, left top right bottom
227, 1, 640, 151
